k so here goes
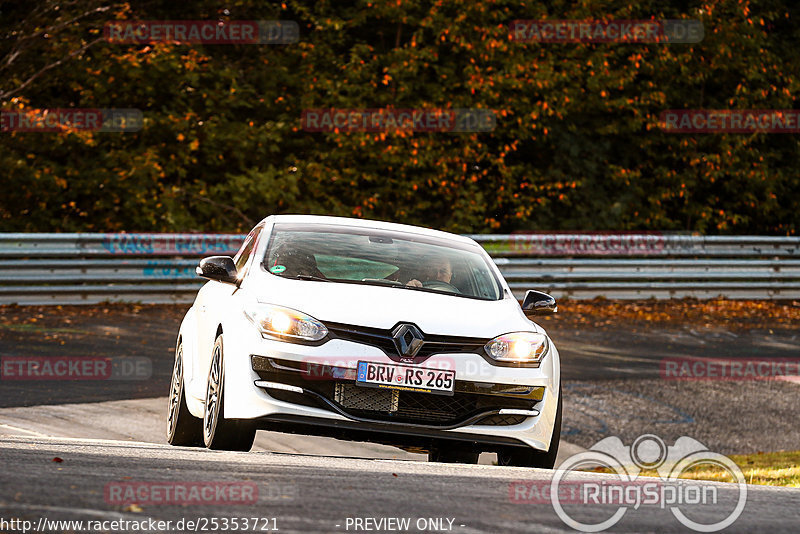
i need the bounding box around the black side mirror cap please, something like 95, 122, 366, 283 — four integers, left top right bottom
521, 289, 557, 317
196, 256, 238, 284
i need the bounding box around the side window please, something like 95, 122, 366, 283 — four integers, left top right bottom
233, 227, 261, 273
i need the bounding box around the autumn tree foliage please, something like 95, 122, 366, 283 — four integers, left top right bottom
0, 0, 798, 234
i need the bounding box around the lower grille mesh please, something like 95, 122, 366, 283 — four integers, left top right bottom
334, 383, 399, 412
395, 390, 478, 423
328, 384, 533, 425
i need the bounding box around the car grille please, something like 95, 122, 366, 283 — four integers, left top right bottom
324, 321, 489, 363
254, 358, 538, 427
334, 383, 399, 412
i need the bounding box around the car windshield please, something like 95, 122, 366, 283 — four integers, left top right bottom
262, 223, 502, 300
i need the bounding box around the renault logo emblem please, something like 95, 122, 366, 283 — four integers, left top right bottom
392, 324, 425, 359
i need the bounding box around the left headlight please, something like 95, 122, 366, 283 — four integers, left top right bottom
484, 332, 549, 365
244, 303, 328, 342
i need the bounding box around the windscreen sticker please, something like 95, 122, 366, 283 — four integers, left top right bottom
269, 265, 286, 273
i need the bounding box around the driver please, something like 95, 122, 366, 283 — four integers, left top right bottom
406, 257, 453, 288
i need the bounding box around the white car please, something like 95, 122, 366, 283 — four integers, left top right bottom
167, 215, 561, 467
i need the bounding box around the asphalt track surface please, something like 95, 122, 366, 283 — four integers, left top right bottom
1, 304, 800, 533
2, 435, 800, 533
2, 305, 799, 453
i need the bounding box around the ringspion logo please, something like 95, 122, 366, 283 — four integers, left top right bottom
516, 434, 746, 532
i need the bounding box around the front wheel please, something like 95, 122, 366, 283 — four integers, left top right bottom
166, 341, 203, 446
203, 334, 257, 451
498, 391, 562, 469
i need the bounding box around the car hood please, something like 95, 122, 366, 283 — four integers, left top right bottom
251, 276, 542, 339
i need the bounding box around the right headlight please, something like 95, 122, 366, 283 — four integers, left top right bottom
244, 303, 328, 342
484, 332, 549, 365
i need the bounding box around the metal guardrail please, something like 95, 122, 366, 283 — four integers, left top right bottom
0, 233, 798, 304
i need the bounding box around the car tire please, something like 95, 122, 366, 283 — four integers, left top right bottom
428, 445, 480, 464
166, 340, 203, 446
203, 334, 257, 451
497, 390, 562, 469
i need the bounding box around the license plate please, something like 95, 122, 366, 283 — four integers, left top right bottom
356, 361, 455, 396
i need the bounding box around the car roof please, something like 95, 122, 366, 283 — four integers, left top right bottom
257, 214, 478, 246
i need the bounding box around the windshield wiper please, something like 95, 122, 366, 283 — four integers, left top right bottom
392, 284, 448, 295
290, 274, 332, 282
360, 278, 403, 286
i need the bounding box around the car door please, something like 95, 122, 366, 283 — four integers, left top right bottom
189, 227, 261, 401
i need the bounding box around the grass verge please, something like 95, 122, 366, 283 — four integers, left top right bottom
584, 450, 800, 487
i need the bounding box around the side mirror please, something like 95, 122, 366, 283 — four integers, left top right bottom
521, 290, 557, 317
196, 256, 238, 284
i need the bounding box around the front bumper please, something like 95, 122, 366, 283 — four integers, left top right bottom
220, 321, 560, 452
252, 356, 543, 428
